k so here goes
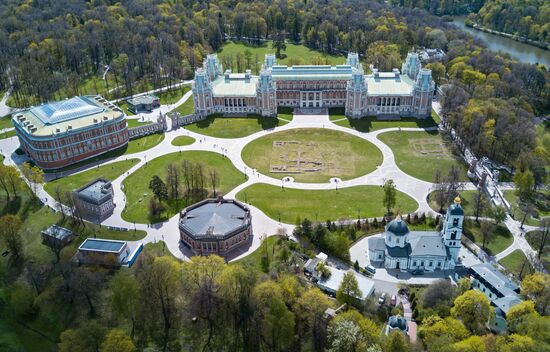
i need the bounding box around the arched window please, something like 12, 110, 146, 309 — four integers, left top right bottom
451, 231, 456, 240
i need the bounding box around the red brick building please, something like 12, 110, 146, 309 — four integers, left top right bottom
12, 95, 128, 169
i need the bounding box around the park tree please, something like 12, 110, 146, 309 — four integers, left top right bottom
273, 33, 287, 58
514, 169, 535, 201
58, 320, 107, 352
294, 288, 332, 350
327, 319, 365, 352
263, 296, 295, 351
0, 215, 24, 261
110, 271, 141, 338
0, 165, 22, 200
366, 42, 402, 71
209, 169, 219, 196
336, 271, 362, 306
425, 62, 446, 86
506, 300, 538, 332
418, 315, 470, 349
492, 206, 507, 226
384, 329, 409, 352
452, 335, 486, 352
451, 290, 493, 334
473, 187, 488, 222
432, 169, 448, 212
100, 329, 136, 352
382, 179, 397, 216
532, 218, 550, 260
165, 163, 180, 202
332, 310, 380, 346
149, 175, 168, 201
139, 256, 182, 350
521, 273, 550, 315
21, 162, 44, 199
495, 334, 534, 352
479, 221, 495, 251
422, 279, 458, 313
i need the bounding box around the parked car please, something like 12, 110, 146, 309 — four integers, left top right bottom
390, 295, 397, 306
366, 265, 376, 274
411, 269, 424, 275
378, 293, 386, 304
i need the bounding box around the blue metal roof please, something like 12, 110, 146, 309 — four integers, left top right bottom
30, 96, 105, 125
80, 238, 125, 252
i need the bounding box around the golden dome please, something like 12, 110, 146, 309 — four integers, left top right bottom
454, 196, 461, 204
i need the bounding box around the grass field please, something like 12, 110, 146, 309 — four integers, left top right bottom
331, 108, 440, 132
504, 190, 549, 226
0, 129, 16, 139
499, 250, 533, 279
463, 219, 513, 256
121, 151, 246, 223
241, 128, 382, 183
184, 112, 290, 139
235, 183, 418, 223
217, 41, 344, 66
377, 130, 468, 182
126, 133, 165, 154
126, 118, 152, 128
525, 231, 550, 272
175, 96, 194, 115
0, 115, 13, 130
428, 189, 493, 217
156, 85, 191, 105
171, 135, 195, 146
44, 159, 139, 198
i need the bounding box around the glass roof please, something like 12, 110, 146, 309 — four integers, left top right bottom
31, 96, 105, 125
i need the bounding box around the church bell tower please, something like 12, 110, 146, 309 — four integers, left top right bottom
441, 196, 464, 262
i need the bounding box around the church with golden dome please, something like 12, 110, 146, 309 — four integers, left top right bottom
368, 197, 464, 271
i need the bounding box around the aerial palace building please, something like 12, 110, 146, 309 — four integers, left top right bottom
192, 52, 434, 119
12, 95, 128, 169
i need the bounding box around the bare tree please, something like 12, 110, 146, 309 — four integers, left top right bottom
209, 169, 219, 197
432, 169, 447, 212
165, 163, 180, 203
54, 185, 67, 221
534, 218, 550, 260
480, 221, 495, 251
473, 187, 488, 222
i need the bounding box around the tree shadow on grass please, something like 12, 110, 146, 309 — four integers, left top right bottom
191, 114, 284, 131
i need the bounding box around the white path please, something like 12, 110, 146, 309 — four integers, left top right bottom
1, 94, 544, 269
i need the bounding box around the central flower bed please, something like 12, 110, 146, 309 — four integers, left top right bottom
241, 128, 383, 183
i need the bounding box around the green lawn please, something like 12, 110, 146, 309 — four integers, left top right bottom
44, 159, 139, 198
330, 108, 440, 132
233, 235, 283, 273
525, 231, 550, 272
121, 151, 246, 223
0, 115, 13, 130
126, 118, 152, 128
504, 190, 549, 226
377, 130, 468, 182
499, 250, 533, 279
175, 96, 194, 116
126, 133, 165, 154
218, 40, 343, 66
171, 135, 195, 146
156, 85, 190, 105
241, 128, 383, 183
235, 183, 418, 224
185, 113, 289, 139
428, 189, 493, 217
0, 129, 16, 139
463, 219, 513, 256
117, 101, 135, 116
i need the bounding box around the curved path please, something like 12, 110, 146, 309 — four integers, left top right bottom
0, 96, 484, 261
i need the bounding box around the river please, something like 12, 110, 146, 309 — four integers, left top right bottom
451, 16, 550, 68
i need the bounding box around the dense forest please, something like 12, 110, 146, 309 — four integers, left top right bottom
388, 0, 486, 15
390, 0, 550, 44
0, 0, 548, 195
472, 0, 550, 44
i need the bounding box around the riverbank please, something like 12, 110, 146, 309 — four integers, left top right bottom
450, 16, 550, 68
465, 21, 550, 52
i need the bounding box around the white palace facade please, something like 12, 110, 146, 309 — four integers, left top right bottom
192, 52, 434, 119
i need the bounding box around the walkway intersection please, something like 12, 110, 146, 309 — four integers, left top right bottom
0, 92, 543, 274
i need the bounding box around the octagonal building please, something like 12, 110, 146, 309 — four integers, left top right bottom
179, 198, 252, 257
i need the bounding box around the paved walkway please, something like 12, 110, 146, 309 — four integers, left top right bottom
0, 96, 544, 269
